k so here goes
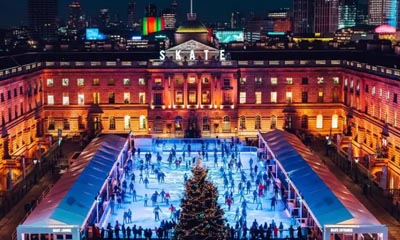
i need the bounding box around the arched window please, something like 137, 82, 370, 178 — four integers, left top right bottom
255, 115, 261, 130
109, 116, 115, 130
270, 115, 277, 129
316, 114, 323, 129
124, 115, 131, 130
239, 116, 246, 130
223, 116, 231, 132
139, 115, 147, 130
203, 116, 210, 131
331, 114, 338, 129
301, 115, 308, 129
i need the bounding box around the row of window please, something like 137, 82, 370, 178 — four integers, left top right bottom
238, 114, 339, 129
239, 90, 340, 104
344, 79, 398, 103
48, 115, 147, 131
239, 76, 340, 85
0, 87, 25, 102
46, 78, 146, 87
47, 92, 146, 105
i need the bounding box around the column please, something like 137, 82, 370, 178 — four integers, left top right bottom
197, 73, 202, 107
183, 73, 188, 107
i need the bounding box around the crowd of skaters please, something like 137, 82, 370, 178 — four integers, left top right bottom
95, 137, 307, 239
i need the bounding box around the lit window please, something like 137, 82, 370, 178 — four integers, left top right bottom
124, 93, 130, 104
62, 78, 69, 86
77, 78, 84, 86
139, 92, 146, 104
139, 115, 147, 130
47, 79, 54, 86
344, 78, 348, 86
255, 77, 262, 84
271, 77, 278, 85
379, 89, 383, 97
138, 78, 146, 85
317, 77, 324, 84
350, 80, 354, 88
124, 115, 131, 130
175, 91, 183, 104
123, 78, 130, 85
239, 116, 246, 129
271, 91, 277, 103
92, 78, 100, 86
93, 92, 100, 104
240, 78, 246, 85
386, 91, 390, 100
47, 95, 54, 105
62, 93, 69, 105
202, 90, 210, 104
333, 77, 339, 85
286, 78, 293, 84
188, 77, 196, 84
332, 114, 338, 129
239, 92, 246, 104
255, 92, 262, 104
202, 77, 210, 84
155, 78, 162, 85
188, 91, 197, 104
371, 86, 376, 95
286, 92, 292, 103
316, 114, 323, 129
78, 94, 84, 105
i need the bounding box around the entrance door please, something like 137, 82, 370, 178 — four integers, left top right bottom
222, 116, 231, 133
154, 116, 163, 133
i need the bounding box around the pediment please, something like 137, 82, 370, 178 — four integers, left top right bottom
167, 40, 218, 52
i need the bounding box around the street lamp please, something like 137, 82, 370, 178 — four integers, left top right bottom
95, 194, 102, 224
297, 196, 303, 222
354, 157, 359, 183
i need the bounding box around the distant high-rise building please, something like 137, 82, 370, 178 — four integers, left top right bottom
356, 0, 369, 25
98, 9, 111, 29
68, 1, 84, 30
231, 12, 246, 29
268, 9, 292, 32
293, 0, 314, 33
171, 0, 178, 14
146, 4, 158, 17
162, 9, 177, 29
28, 0, 58, 41
314, 0, 339, 33
128, 1, 136, 28
368, 0, 398, 27
338, 0, 357, 29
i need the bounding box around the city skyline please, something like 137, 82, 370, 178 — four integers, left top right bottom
0, 0, 292, 28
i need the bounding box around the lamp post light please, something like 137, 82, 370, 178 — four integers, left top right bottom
96, 195, 102, 224
354, 157, 359, 184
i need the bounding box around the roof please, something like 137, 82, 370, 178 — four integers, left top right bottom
176, 20, 208, 33
20, 135, 126, 228
260, 130, 381, 227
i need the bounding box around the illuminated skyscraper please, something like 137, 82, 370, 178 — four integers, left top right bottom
28, 0, 58, 41
146, 4, 158, 17
338, 0, 357, 29
368, 0, 398, 27
315, 0, 339, 33
128, 1, 136, 28
293, 0, 314, 33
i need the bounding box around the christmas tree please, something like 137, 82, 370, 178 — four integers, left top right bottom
174, 157, 227, 240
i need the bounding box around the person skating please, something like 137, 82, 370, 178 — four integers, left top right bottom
154, 205, 162, 221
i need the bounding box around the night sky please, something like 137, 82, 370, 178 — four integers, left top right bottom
0, 0, 292, 28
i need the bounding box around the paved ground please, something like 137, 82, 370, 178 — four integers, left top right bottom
310, 141, 400, 240
0, 141, 82, 240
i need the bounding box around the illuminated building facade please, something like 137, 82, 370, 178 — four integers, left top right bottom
338, 0, 357, 29
1, 47, 400, 192
314, 0, 339, 33
28, 0, 58, 41
368, 0, 398, 27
